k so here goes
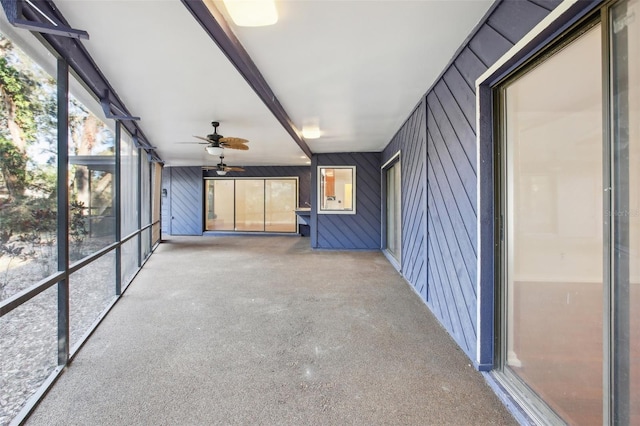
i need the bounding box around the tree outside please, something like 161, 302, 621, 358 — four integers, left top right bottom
0, 32, 115, 301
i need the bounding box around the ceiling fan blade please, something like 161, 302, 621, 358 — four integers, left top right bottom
193, 135, 213, 143
220, 136, 249, 144
177, 141, 208, 145
226, 166, 245, 172
222, 143, 249, 151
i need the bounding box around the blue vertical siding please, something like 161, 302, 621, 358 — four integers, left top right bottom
313, 153, 381, 250
381, 0, 562, 363
165, 166, 203, 235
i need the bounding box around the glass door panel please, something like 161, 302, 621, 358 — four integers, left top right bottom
503, 25, 603, 424
386, 162, 401, 261
265, 179, 296, 232
235, 180, 265, 231
206, 180, 234, 231
611, 1, 639, 423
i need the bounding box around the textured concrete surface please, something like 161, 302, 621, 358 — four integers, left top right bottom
26, 236, 516, 426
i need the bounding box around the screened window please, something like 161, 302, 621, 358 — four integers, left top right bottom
68, 87, 116, 262
0, 32, 58, 298
0, 30, 59, 423
120, 130, 139, 286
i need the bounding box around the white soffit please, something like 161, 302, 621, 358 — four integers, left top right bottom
214, 0, 494, 153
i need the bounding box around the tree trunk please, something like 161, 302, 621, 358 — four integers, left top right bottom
73, 115, 98, 210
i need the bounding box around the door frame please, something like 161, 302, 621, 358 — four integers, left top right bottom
381, 151, 402, 271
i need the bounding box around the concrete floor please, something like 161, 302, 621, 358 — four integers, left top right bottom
26, 236, 516, 426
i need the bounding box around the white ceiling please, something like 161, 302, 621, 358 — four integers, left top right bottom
3, 0, 494, 167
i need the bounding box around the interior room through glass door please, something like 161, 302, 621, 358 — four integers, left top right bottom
501, 24, 603, 425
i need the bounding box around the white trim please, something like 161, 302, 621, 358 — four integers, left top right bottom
475, 0, 580, 87
317, 165, 357, 215
473, 0, 580, 366
380, 150, 402, 255
381, 150, 401, 170
203, 176, 300, 233
383, 248, 402, 273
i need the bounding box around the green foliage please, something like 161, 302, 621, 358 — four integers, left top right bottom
0, 193, 55, 234
69, 200, 88, 245
1, 34, 58, 201
0, 54, 38, 140
0, 135, 28, 195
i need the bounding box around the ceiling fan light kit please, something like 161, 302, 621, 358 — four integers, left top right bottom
186, 121, 249, 156
204, 153, 245, 176
206, 146, 224, 156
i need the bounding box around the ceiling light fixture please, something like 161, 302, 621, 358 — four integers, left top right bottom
302, 126, 321, 139
206, 146, 224, 156
223, 0, 278, 27
216, 170, 228, 176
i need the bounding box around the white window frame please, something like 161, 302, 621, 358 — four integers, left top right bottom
317, 166, 356, 215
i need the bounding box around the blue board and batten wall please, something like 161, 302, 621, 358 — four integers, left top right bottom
380, 0, 563, 365
383, 101, 428, 300
311, 153, 382, 250
162, 167, 203, 236
162, 165, 311, 235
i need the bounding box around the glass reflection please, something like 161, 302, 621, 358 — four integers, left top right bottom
611, 1, 639, 423
68, 89, 115, 262
120, 131, 138, 237
206, 180, 235, 231
235, 180, 264, 231
265, 179, 296, 232
504, 25, 603, 424
319, 167, 355, 213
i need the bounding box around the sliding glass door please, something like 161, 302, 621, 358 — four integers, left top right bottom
236, 180, 265, 232
385, 160, 401, 262
204, 178, 298, 233
497, 2, 638, 422
206, 179, 235, 231
501, 23, 604, 425
265, 179, 297, 233
611, 1, 639, 422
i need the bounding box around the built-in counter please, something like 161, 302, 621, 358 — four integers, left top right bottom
295, 208, 311, 236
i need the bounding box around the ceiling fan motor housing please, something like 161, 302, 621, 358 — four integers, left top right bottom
208, 121, 223, 141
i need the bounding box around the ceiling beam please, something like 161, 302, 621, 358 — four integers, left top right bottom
0, 0, 89, 39
181, 0, 313, 159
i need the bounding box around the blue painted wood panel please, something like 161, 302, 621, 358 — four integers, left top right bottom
161, 167, 170, 235
383, 102, 427, 299
381, 0, 560, 363
167, 167, 203, 235
313, 153, 381, 250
